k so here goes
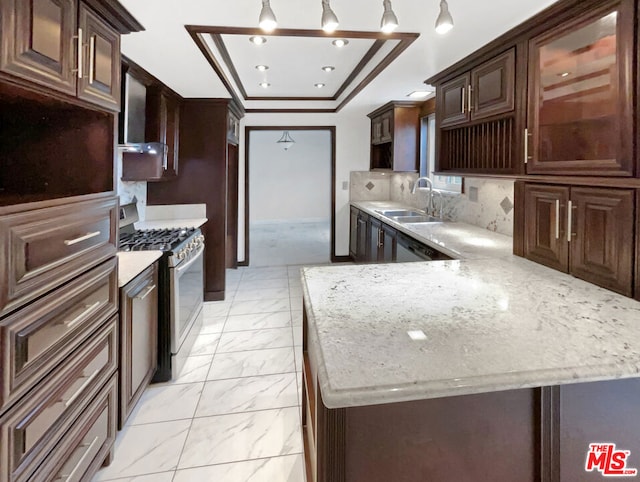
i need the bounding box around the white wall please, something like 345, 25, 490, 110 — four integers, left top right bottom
238, 108, 371, 262
249, 130, 331, 223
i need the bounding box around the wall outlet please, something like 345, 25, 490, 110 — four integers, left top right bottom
342, 181, 349, 190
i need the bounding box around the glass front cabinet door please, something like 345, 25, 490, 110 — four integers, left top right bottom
526, 0, 634, 176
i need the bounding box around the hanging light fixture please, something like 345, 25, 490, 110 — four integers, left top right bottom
321, 0, 339, 33
277, 131, 295, 150
435, 0, 454, 34
380, 0, 399, 33
259, 0, 277, 32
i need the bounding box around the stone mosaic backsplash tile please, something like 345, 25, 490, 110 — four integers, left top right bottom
349, 171, 391, 201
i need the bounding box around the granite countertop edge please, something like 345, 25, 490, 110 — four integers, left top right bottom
116, 251, 163, 288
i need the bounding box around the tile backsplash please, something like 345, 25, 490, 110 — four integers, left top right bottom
116, 150, 148, 218
350, 171, 515, 237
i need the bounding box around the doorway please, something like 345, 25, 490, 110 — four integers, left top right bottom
244, 127, 336, 267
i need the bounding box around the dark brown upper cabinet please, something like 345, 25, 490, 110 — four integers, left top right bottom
524, 183, 634, 296
526, 0, 634, 176
0, 0, 140, 112
0, 0, 79, 97
368, 101, 420, 172
438, 49, 515, 128
77, 3, 120, 110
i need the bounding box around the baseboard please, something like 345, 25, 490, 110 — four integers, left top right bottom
331, 255, 353, 263
204, 291, 225, 302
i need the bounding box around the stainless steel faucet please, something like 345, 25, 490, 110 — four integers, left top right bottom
411, 177, 435, 214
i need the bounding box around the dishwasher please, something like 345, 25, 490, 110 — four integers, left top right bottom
396, 232, 452, 262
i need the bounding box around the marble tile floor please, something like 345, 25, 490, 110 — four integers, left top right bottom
250, 221, 331, 267
93, 266, 307, 482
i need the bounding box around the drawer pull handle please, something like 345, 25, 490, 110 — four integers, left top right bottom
555, 200, 560, 240
64, 231, 101, 246
63, 301, 102, 329
135, 284, 157, 301
64, 371, 99, 408
60, 436, 100, 480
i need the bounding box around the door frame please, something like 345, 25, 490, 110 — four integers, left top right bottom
242, 125, 338, 266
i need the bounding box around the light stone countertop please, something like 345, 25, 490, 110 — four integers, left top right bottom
303, 258, 640, 409
117, 251, 163, 287
134, 218, 207, 230
352, 201, 513, 260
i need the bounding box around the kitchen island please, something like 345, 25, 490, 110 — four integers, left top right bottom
302, 253, 640, 481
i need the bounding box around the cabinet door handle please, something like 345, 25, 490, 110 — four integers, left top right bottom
567, 200, 573, 242
77, 28, 83, 79
461, 86, 466, 114
524, 128, 529, 164
64, 231, 101, 246
63, 301, 102, 329
468, 85, 473, 113
555, 200, 560, 240
88, 35, 96, 84
135, 284, 157, 300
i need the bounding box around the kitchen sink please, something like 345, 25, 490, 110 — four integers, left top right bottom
392, 215, 444, 224
376, 209, 425, 217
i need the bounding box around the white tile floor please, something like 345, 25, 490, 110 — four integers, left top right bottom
93, 266, 306, 482
250, 221, 330, 267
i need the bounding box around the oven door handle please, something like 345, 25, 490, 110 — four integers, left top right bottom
175, 244, 204, 274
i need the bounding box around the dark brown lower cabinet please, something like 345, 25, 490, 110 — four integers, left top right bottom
524, 183, 634, 296
119, 263, 158, 428
302, 305, 640, 482
369, 218, 396, 263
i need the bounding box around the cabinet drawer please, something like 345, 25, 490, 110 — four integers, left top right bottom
0, 196, 118, 317
0, 318, 117, 482
0, 258, 117, 414
31, 374, 117, 482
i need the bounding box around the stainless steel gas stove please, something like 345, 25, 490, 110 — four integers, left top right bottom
119, 203, 204, 382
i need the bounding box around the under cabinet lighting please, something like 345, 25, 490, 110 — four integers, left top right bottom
559, 72, 571, 77
332, 39, 349, 47
408, 90, 431, 98
249, 36, 267, 45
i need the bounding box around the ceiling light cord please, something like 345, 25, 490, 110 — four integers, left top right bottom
321, 0, 339, 33
380, 0, 399, 33
435, 0, 454, 34
259, 0, 278, 32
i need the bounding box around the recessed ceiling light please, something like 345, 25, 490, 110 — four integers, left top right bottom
259, 82, 271, 88
314, 83, 325, 88
407, 90, 431, 99
255, 65, 269, 71
249, 36, 267, 45
322, 66, 335, 72
332, 39, 349, 48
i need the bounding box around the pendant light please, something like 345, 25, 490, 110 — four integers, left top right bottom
277, 131, 295, 150
435, 0, 454, 34
380, 0, 399, 33
259, 0, 277, 32
321, 0, 339, 33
